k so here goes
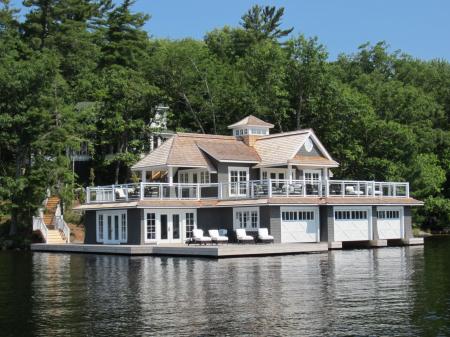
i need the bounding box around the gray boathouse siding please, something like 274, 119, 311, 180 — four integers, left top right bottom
84, 208, 143, 245
84, 210, 97, 244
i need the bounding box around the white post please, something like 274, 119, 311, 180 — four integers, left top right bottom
357, 182, 360, 197
219, 183, 223, 199
393, 183, 396, 197
168, 167, 173, 185
86, 187, 90, 203
268, 179, 272, 198
196, 183, 200, 200
325, 179, 329, 197
157, 137, 162, 147
406, 183, 409, 198
140, 182, 144, 200
288, 164, 293, 184
141, 170, 146, 183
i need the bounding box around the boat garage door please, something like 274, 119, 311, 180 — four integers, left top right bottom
377, 207, 403, 239
333, 207, 372, 242
280, 207, 319, 243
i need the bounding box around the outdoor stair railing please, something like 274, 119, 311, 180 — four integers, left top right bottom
86, 179, 410, 203
32, 216, 48, 243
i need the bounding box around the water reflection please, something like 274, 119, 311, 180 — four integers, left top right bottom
2, 240, 449, 336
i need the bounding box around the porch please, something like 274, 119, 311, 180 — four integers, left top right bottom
31, 242, 329, 258
86, 179, 410, 203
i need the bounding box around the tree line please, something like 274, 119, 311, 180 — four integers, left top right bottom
1, 0, 449, 238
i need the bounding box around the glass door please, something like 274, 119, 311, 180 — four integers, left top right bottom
104, 214, 120, 244
158, 212, 183, 243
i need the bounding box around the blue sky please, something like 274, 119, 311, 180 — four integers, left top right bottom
12, 0, 450, 61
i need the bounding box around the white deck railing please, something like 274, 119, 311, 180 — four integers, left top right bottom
53, 215, 71, 243
86, 179, 410, 203
33, 216, 48, 242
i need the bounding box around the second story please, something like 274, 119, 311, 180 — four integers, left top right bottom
86, 115, 412, 203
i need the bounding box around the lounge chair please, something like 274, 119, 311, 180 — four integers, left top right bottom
115, 188, 126, 199
345, 186, 364, 196
192, 229, 212, 245
235, 228, 254, 244
208, 229, 228, 244
258, 228, 274, 243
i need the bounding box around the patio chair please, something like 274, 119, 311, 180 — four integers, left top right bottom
192, 229, 212, 245
258, 228, 274, 243
235, 228, 254, 244
115, 188, 126, 199
345, 186, 364, 196
208, 229, 228, 244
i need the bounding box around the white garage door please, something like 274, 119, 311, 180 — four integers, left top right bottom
280, 207, 319, 243
377, 207, 403, 239
334, 207, 372, 242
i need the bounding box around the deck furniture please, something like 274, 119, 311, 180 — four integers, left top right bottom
115, 188, 126, 199
192, 229, 212, 245
345, 185, 364, 196
258, 228, 274, 243
208, 229, 228, 244
235, 229, 254, 244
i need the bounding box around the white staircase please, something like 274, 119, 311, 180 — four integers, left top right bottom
32, 196, 70, 244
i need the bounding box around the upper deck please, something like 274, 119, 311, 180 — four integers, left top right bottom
85, 179, 410, 204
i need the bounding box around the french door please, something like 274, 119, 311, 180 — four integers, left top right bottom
159, 212, 182, 243
98, 210, 127, 244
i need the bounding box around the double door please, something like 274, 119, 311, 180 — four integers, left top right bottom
159, 212, 182, 243
146, 210, 196, 243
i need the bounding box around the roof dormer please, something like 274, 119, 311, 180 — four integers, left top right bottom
228, 115, 274, 137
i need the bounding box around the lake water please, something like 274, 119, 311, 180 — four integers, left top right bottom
0, 237, 449, 337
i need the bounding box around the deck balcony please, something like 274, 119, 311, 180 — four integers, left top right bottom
85, 179, 410, 203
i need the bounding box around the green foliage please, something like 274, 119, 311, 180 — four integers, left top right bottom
0, 1, 450, 236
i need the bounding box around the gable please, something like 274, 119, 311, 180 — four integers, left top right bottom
297, 137, 325, 158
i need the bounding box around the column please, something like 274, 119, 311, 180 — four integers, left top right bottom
141, 170, 146, 183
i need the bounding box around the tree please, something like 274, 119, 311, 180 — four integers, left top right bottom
241, 5, 293, 42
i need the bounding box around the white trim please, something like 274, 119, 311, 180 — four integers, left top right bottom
233, 207, 259, 230
333, 206, 372, 241
304, 169, 322, 182
228, 166, 249, 197
143, 209, 197, 243
377, 206, 404, 239
96, 210, 127, 244
280, 206, 320, 243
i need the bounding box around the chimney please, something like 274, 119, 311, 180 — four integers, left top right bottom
241, 135, 261, 147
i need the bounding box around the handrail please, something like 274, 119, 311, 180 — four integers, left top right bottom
32, 216, 48, 243
53, 216, 71, 243
86, 179, 410, 203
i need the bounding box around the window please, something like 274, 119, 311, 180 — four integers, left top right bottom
121, 213, 127, 242
282, 211, 314, 221
178, 170, 210, 184
186, 213, 195, 238
377, 210, 400, 219
146, 213, 156, 240
98, 214, 104, 242
229, 167, 249, 196
233, 207, 259, 229
335, 210, 368, 220
304, 170, 321, 182
200, 171, 210, 184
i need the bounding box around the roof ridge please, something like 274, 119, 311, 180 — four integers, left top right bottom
257, 129, 311, 140
177, 132, 236, 140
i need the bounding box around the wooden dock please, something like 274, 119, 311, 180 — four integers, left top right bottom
30, 242, 329, 258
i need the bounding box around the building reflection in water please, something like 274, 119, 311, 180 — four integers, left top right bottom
30, 245, 425, 337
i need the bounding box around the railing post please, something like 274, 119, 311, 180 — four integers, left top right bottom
268, 179, 272, 198
219, 183, 223, 199
393, 183, 396, 197
178, 184, 181, 200
325, 179, 329, 197
112, 185, 116, 202
196, 183, 200, 200
86, 187, 90, 203
372, 181, 375, 197
357, 182, 360, 197
406, 183, 409, 198
341, 182, 345, 196
140, 182, 144, 200
159, 184, 163, 200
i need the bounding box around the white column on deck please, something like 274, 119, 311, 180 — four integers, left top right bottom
141, 170, 147, 182
168, 166, 174, 185
288, 164, 293, 183
157, 136, 162, 147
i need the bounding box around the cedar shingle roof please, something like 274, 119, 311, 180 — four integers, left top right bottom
253, 130, 310, 167
289, 155, 339, 167
228, 115, 274, 128
196, 140, 260, 162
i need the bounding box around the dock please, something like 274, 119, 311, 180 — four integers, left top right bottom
30, 242, 329, 258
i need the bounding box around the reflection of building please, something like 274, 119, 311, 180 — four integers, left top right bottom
76, 115, 423, 248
